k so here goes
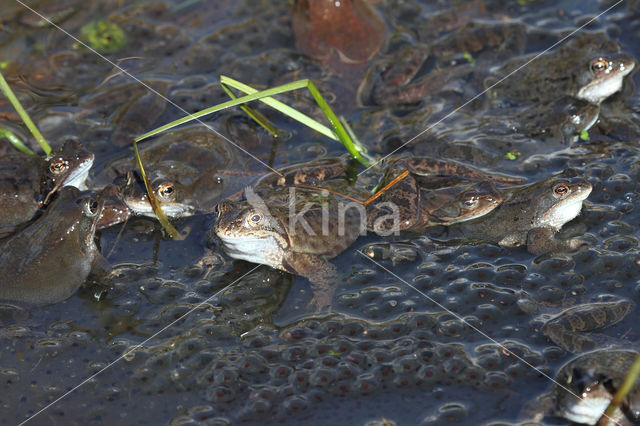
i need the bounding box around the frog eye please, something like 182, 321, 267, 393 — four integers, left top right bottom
462, 196, 479, 209
590, 58, 608, 73
156, 183, 175, 201
84, 199, 100, 217
247, 212, 263, 226
49, 159, 68, 175
553, 184, 570, 198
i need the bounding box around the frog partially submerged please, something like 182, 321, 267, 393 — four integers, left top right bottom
366, 155, 523, 233
439, 169, 592, 254
489, 35, 635, 106
100, 126, 258, 222
0, 186, 104, 304
482, 95, 601, 144
357, 21, 526, 106
214, 186, 364, 311
0, 140, 94, 233
552, 350, 640, 425
519, 294, 634, 353
367, 178, 503, 234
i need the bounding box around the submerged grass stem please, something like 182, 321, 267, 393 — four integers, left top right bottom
0, 70, 51, 155
0, 128, 34, 154
133, 139, 179, 239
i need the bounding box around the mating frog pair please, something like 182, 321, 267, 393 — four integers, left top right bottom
214, 157, 592, 309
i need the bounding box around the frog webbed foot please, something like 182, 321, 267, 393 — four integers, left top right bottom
306, 262, 337, 314
306, 282, 334, 314
526, 227, 590, 255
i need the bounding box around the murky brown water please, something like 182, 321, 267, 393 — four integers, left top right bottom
1, 0, 640, 424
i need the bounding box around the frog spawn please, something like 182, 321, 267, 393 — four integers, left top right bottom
1, 4, 640, 426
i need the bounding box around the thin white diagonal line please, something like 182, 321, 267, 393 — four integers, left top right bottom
359, 0, 625, 176
18, 264, 263, 425
14, 0, 283, 177
357, 251, 623, 426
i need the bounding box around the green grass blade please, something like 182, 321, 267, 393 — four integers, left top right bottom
133, 139, 179, 239
0, 70, 51, 155
135, 79, 313, 142
220, 76, 338, 141
0, 128, 34, 154
305, 80, 371, 166
340, 115, 373, 166
220, 82, 281, 137
136, 76, 372, 167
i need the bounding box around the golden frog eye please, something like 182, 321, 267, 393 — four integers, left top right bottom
49, 159, 68, 175
247, 212, 263, 226
156, 183, 176, 201
84, 199, 99, 217
590, 58, 608, 73
553, 183, 569, 198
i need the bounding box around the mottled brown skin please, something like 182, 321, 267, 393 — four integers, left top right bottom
365, 156, 521, 233
102, 126, 254, 222
0, 153, 42, 231
490, 42, 635, 105
393, 156, 524, 187
358, 21, 526, 106
483, 95, 601, 144
0, 187, 103, 304
96, 183, 132, 229
0, 140, 93, 233
255, 156, 351, 189
449, 169, 592, 254
366, 173, 502, 234
215, 187, 363, 311
541, 299, 633, 353
519, 294, 634, 353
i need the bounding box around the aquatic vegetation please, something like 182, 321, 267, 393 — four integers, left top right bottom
80, 20, 127, 54
137, 76, 373, 167
0, 69, 51, 154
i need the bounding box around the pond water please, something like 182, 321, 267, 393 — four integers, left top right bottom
1, 0, 640, 424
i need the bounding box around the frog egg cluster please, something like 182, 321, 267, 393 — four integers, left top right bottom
128, 313, 546, 423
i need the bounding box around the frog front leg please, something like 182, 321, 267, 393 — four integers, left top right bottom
526, 227, 590, 255
283, 253, 337, 313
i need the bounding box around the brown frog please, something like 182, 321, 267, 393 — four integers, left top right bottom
519, 294, 634, 353
0, 140, 94, 234
488, 35, 635, 106
358, 21, 526, 106
100, 126, 258, 222
367, 178, 503, 234
365, 155, 524, 233
0, 186, 104, 304
214, 185, 364, 311
440, 169, 592, 254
